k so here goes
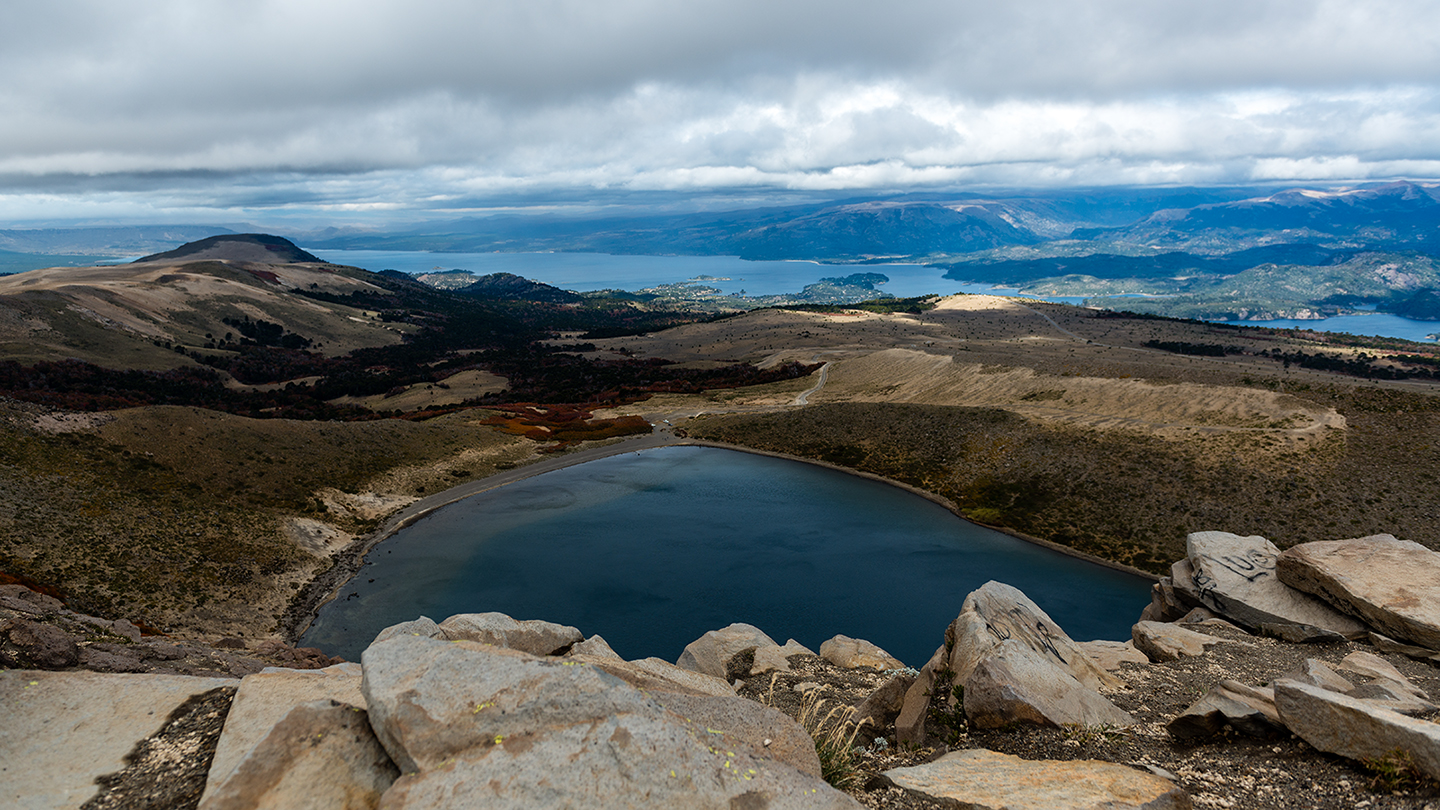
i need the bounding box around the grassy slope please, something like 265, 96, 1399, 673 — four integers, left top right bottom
0, 403, 533, 636
688, 383, 1440, 574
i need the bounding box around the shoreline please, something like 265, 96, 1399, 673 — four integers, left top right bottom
280, 430, 1159, 644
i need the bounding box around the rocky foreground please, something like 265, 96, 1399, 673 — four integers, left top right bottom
3, 531, 1440, 809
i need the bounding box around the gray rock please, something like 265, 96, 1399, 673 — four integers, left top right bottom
77, 647, 147, 673
1277, 659, 1354, 694
854, 671, 916, 730
437, 612, 582, 655
1170, 558, 1204, 606
0, 670, 233, 810
361, 635, 662, 773
569, 654, 736, 697
1168, 680, 1281, 741
963, 640, 1133, 730
1, 620, 79, 669
1258, 622, 1346, 644
565, 634, 621, 660
1347, 680, 1439, 715
1369, 632, 1440, 663
1183, 531, 1366, 637
1074, 640, 1149, 672
897, 582, 1114, 745
198, 700, 397, 810
1131, 620, 1228, 663
370, 616, 443, 646
752, 639, 815, 675
376, 710, 859, 810
675, 623, 778, 678
1139, 577, 1190, 623
1336, 650, 1418, 694
0, 585, 63, 615
650, 691, 822, 777
896, 645, 946, 745
1278, 534, 1440, 648
1274, 679, 1440, 780
882, 748, 1190, 810
819, 635, 905, 671
203, 662, 365, 801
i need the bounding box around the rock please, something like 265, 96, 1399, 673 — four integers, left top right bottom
896, 645, 946, 745
0, 584, 64, 615
1176, 606, 1221, 624
1131, 621, 1228, 663
897, 581, 1115, 745
569, 654, 736, 698
1168, 680, 1281, 741
198, 700, 397, 810
649, 691, 823, 777
963, 639, 1133, 730
370, 616, 444, 646
882, 748, 1190, 810
1277, 659, 1354, 694
376, 710, 860, 810
1368, 632, 1440, 663
752, 639, 815, 675
111, 619, 143, 643
1258, 622, 1346, 644
853, 672, 916, 729
819, 635, 905, 671
1139, 577, 1190, 623
361, 635, 662, 773
78, 646, 148, 673
0, 670, 233, 809
213, 637, 248, 649
1, 619, 79, 669
436, 612, 582, 655
565, 634, 621, 660
203, 662, 365, 800
1335, 650, 1417, 694
1074, 640, 1149, 672
1169, 558, 1205, 606
1347, 680, 1438, 715
252, 640, 340, 670
1274, 679, 1440, 780
1277, 534, 1440, 648
1182, 531, 1366, 637
675, 622, 778, 678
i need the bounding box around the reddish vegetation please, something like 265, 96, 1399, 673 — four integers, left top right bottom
480, 403, 653, 449
0, 570, 66, 602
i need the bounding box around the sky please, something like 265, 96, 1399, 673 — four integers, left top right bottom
4, 0, 1440, 227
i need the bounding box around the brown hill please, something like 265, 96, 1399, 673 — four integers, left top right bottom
133, 233, 323, 265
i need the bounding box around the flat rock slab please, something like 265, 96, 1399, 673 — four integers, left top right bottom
1278, 534, 1440, 649
202, 662, 364, 801
1074, 639, 1149, 672
198, 699, 397, 810
883, 748, 1190, 810
1169, 680, 1280, 741
1274, 679, 1440, 780
0, 670, 233, 810
1131, 621, 1228, 663
437, 612, 582, 655
1184, 531, 1365, 637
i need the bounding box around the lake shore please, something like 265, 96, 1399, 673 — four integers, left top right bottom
280, 428, 1157, 644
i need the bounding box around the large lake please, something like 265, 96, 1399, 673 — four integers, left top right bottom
309, 249, 1437, 342
302, 446, 1152, 664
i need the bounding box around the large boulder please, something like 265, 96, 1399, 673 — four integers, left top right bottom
1074, 640, 1149, 672
853, 671, 916, 730
0, 620, 79, 669
818, 635, 905, 671
1182, 531, 1367, 637
963, 640, 1134, 730
1277, 535, 1440, 649
370, 616, 443, 646
897, 581, 1116, 744
436, 612, 582, 655
569, 654, 736, 698
882, 749, 1190, 810
197, 700, 397, 810
376, 710, 859, 810
203, 663, 364, 800
675, 623, 778, 678
361, 634, 857, 809
1274, 679, 1440, 780
752, 639, 816, 675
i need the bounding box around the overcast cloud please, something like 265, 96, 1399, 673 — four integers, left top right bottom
4, 0, 1440, 225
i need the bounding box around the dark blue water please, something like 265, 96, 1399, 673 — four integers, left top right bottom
302, 446, 1152, 665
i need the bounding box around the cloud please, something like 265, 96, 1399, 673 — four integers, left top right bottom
3, 1, 1440, 223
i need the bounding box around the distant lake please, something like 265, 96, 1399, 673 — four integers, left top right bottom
302, 446, 1152, 664
308, 249, 1435, 342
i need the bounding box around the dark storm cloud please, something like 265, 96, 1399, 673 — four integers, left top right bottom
3, 1, 1439, 222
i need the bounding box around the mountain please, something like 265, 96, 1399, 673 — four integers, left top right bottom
457, 272, 582, 303
1074, 181, 1440, 251
0, 225, 236, 257
134, 233, 324, 265
725, 201, 1038, 259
